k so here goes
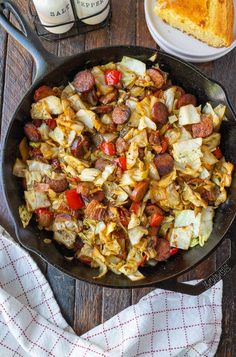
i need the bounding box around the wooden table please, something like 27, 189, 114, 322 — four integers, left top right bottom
0, 1, 236, 355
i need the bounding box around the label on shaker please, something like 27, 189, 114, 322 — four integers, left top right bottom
75, 0, 110, 25
33, 0, 75, 34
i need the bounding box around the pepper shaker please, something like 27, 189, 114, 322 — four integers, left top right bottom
74, 0, 110, 25
32, 0, 75, 34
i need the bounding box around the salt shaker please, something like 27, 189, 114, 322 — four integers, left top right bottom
74, 0, 110, 25
32, 0, 75, 34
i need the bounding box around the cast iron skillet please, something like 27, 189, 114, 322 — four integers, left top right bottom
0, 0, 236, 295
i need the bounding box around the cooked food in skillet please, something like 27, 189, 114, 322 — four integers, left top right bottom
13, 56, 234, 281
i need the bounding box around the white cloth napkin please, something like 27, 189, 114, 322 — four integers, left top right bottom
0, 226, 222, 357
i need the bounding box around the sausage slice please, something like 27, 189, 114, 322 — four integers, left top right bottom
85, 199, 107, 220
94, 105, 113, 114
94, 158, 110, 170
50, 158, 62, 173
154, 153, 174, 176
71, 135, 90, 158
45, 177, 68, 193
112, 104, 131, 124
145, 204, 163, 216
24, 123, 41, 142
147, 68, 165, 88
116, 137, 129, 154
90, 190, 105, 202
192, 114, 213, 138
130, 181, 149, 203
73, 70, 95, 93
176, 93, 197, 109
151, 102, 169, 124
155, 238, 171, 261
99, 89, 118, 105
77, 182, 94, 197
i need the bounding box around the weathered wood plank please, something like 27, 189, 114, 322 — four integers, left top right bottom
136, 0, 156, 48
46, 265, 75, 326
0, 1, 34, 236
110, 0, 136, 45
74, 281, 102, 334
102, 288, 131, 322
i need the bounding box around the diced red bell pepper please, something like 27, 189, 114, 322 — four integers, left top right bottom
130, 202, 140, 215
79, 255, 92, 266
213, 147, 223, 160
104, 69, 122, 86
34, 85, 55, 102
35, 207, 51, 215
160, 137, 168, 153
101, 141, 116, 156
114, 156, 127, 171
65, 189, 85, 210
150, 213, 164, 227
169, 247, 179, 256
46, 119, 57, 130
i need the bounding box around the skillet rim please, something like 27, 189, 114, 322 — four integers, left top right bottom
1, 45, 236, 289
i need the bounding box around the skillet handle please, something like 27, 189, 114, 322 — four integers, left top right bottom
155, 237, 236, 295
0, 0, 64, 81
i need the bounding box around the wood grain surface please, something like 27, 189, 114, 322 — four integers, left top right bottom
0, 1, 236, 355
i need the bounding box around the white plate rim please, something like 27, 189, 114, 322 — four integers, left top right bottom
147, 21, 234, 63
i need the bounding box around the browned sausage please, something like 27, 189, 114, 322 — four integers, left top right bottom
176, 93, 197, 109
29, 147, 43, 159
90, 190, 105, 202
50, 158, 62, 173
149, 131, 162, 153
94, 158, 111, 170
145, 204, 163, 216
139, 148, 145, 160
77, 182, 94, 197
112, 104, 131, 124
154, 153, 174, 176
192, 114, 213, 138
155, 238, 171, 261
32, 119, 42, 128
100, 122, 117, 133
85, 199, 107, 220
115, 137, 128, 154
78, 255, 92, 265
113, 229, 127, 259
130, 181, 149, 203
45, 177, 68, 193
70, 135, 90, 158
152, 102, 169, 124
175, 86, 185, 99
149, 130, 160, 145
147, 68, 165, 88
73, 70, 95, 93
24, 123, 41, 142
36, 210, 53, 228
94, 105, 113, 114
148, 227, 159, 237
99, 89, 118, 105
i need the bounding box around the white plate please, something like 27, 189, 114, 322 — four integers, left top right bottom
145, 0, 236, 58
147, 22, 212, 63
147, 21, 234, 63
